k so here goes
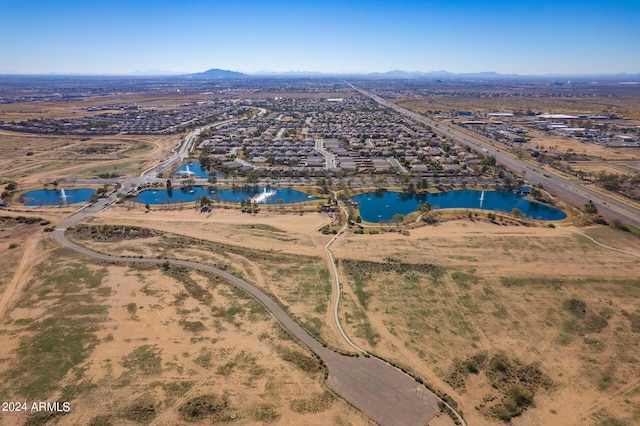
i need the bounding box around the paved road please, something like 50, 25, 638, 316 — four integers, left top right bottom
315, 138, 337, 170
53, 214, 438, 426
387, 156, 408, 173
349, 83, 640, 229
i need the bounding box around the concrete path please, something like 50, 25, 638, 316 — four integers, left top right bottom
53, 214, 438, 426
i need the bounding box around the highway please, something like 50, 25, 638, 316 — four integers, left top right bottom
349, 83, 640, 229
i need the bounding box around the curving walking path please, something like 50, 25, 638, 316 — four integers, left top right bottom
577, 231, 640, 258
53, 213, 438, 426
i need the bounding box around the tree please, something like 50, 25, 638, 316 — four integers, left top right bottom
398, 173, 411, 191
200, 196, 211, 207
199, 154, 213, 170
392, 213, 405, 228
584, 201, 598, 215
245, 171, 259, 187
266, 154, 276, 165
316, 178, 329, 194
166, 179, 172, 191
183, 178, 195, 188
145, 203, 150, 211
4, 181, 18, 191
96, 184, 109, 196
530, 186, 542, 199
418, 202, 431, 214
502, 175, 514, 190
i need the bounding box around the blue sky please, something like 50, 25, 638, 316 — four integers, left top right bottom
1, 0, 639, 75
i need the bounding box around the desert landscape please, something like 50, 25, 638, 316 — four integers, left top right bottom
1, 199, 639, 425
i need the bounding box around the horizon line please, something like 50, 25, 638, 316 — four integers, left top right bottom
1, 69, 640, 78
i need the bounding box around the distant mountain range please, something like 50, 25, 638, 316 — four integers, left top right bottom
183, 68, 640, 81
2, 68, 639, 81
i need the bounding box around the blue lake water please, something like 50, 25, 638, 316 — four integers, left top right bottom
172, 162, 210, 178
134, 187, 317, 205
21, 188, 97, 206
352, 190, 566, 222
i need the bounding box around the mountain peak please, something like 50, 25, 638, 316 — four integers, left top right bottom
188, 68, 247, 79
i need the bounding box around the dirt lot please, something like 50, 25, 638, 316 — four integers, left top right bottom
512, 127, 640, 162
396, 83, 640, 120
0, 130, 178, 185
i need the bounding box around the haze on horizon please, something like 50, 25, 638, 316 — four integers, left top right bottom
1, 0, 639, 76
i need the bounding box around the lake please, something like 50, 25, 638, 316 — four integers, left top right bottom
171, 161, 211, 178
21, 188, 97, 206
351, 190, 566, 222
134, 187, 317, 205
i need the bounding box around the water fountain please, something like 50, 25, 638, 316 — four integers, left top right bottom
179, 164, 194, 177
60, 188, 69, 204
479, 190, 485, 207
251, 187, 277, 204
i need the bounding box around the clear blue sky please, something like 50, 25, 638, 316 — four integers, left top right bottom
1, 0, 639, 75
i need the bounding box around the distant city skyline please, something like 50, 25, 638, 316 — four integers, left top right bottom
1, 0, 639, 75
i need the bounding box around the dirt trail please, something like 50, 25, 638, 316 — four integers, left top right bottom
0, 236, 43, 319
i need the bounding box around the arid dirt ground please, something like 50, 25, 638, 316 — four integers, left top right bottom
395, 83, 640, 120
2, 205, 638, 425
0, 211, 371, 426
0, 130, 179, 185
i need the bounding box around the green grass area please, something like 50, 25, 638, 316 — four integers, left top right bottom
250, 403, 281, 423
178, 394, 231, 423
446, 351, 553, 421
0, 249, 109, 401
2, 318, 99, 400
290, 391, 335, 414
235, 223, 287, 233
216, 350, 266, 381
121, 345, 163, 376
274, 345, 322, 375
122, 141, 155, 157
81, 161, 144, 178
122, 395, 157, 423
179, 320, 207, 333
